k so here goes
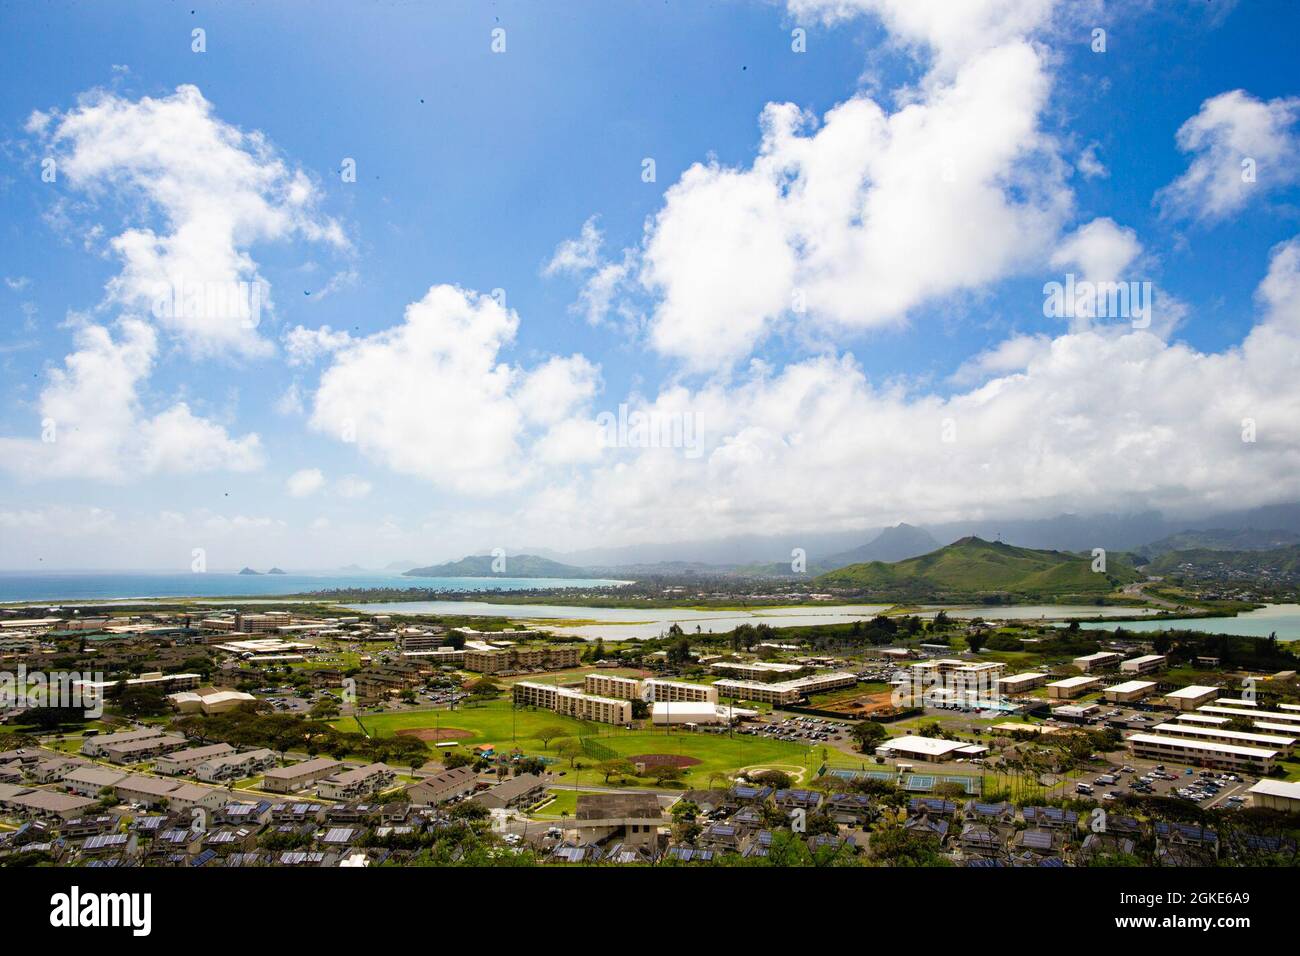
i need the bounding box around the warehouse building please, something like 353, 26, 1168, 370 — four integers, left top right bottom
1247, 779, 1300, 813
651, 701, 727, 725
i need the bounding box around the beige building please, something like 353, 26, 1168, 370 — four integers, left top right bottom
406, 766, 479, 805
101, 734, 188, 763
1120, 654, 1167, 675
464, 645, 581, 675
317, 763, 396, 800
583, 673, 642, 700
1126, 733, 1278, 774
1247, 779, 1300, 813
1104, 680, 1158, 703
709, 660, 803, 681
194, 748, 277, 783
712, 671, 857, 706
81, 727, 167, 758
1073, 651, 1123, 672
996, 672, 1047, 694
643, 678, 717, 704
513, 681, 632, 724
168, 687, 257, 715
154, 743, 237, 775
1046, 676, 1099, 699
261, 757, 344, 794
1162, 685, 1219, 711
573, 792, 665, 848
1149, 722, 1295, 756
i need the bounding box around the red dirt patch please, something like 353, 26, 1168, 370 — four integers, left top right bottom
822, 691, 901, 717
396, 727, 473, 742
627, 754, 701, 769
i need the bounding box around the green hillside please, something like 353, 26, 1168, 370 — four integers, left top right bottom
814, 536, 1141, 599
404, 553, 593, 578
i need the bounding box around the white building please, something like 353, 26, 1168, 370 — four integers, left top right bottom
1046, 676, 1100, 699
1126, 732, 1278, 773
1103, 680, 1158, 703
1162, 685, 1218, 711
874, 735, 988, 763
1120, 654, 1167, 675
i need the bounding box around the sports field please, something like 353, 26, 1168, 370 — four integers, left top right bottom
334, 701, 872, 789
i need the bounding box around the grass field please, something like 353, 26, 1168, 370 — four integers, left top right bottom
529, 788, 606, 818
334, 700, 871, 789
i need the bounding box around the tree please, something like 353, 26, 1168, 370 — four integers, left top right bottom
966, 631, 986, 654
555, 738, 584, 768
310, 698, 340, 720
849, 721, 887, 753
599, 758, 635, 784
648, 764, 685, 787
535, 725, 566, 750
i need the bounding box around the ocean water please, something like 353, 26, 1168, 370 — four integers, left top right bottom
0, 571, 625, 604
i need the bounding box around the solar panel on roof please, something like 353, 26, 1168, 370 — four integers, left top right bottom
190, 849, 217, 866
1021, 830, 1053, 849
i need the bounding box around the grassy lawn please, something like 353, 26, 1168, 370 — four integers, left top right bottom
333, 700, 870, 789
528, 788, 605, 818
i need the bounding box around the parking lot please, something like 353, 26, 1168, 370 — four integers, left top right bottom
737, 714, 856, 747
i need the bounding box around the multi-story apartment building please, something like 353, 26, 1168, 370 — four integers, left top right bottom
582, 673, 642, 700
512, 681, 632, 724
643, 678, 717, 704
709, 660, 803, 681
394, 630, 450, 652
712, 671, 857, 706
464, 645, 582, 675
317, 763, 396, 801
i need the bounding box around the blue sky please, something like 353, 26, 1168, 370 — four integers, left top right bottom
2, 0, 1299, 570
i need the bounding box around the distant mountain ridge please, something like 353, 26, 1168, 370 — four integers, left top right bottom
404, 554, 593, 579
821, 523, 940, 569
815, 536, 1141, 598
1137, 528, 1300, 558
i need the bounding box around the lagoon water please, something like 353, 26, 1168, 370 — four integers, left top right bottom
0, 571, 622, 604
934, 605, 1165, 621
346, 600, 896, 640
1077, 603, 1300, 641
